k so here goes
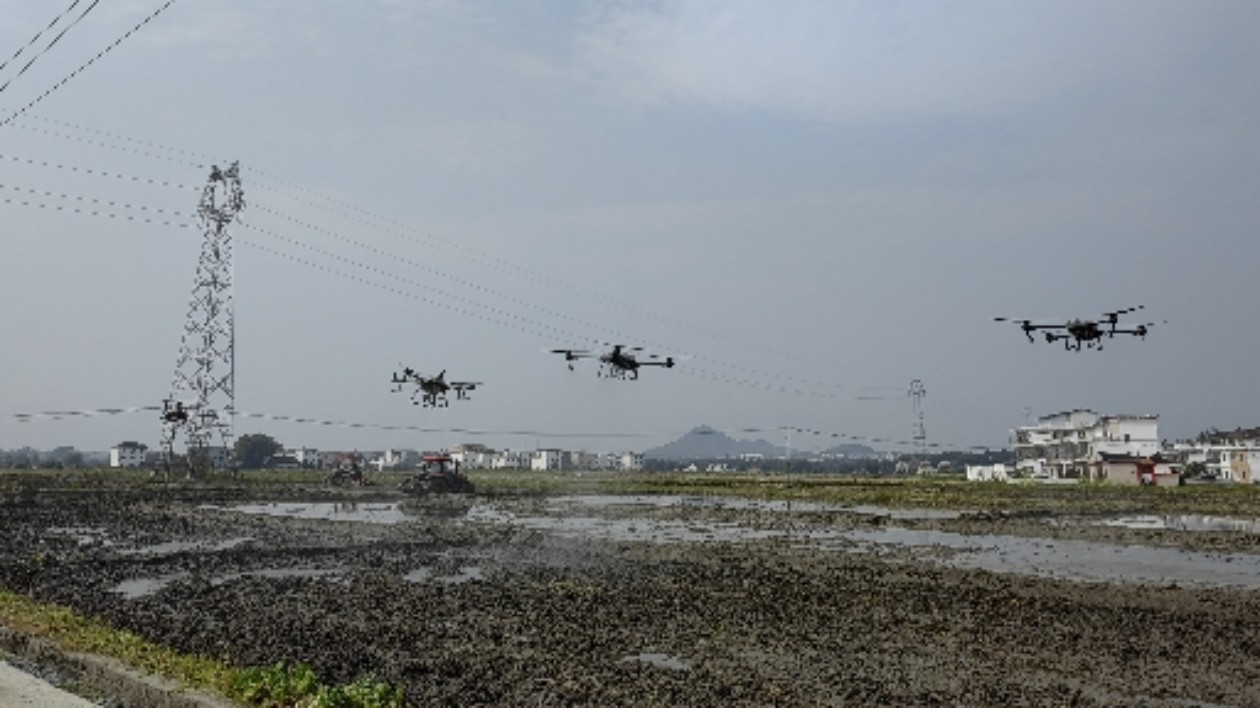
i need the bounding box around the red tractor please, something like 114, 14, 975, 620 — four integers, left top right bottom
400, 454, 474, 494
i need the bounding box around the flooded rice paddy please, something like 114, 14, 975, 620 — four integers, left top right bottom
5, 482, 1260, 706
210, 494, 1260, 589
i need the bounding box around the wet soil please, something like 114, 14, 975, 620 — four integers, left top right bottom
2, 483, 1260, 706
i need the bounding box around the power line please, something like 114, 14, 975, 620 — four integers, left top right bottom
0, 173, 874, 404
0, 0, 181, 127
0, 176, 856, 401
0, 181, 194, 222
0, 151, 201, 190
6, 406, 1000, 451
6, 117, 206, 168
0, 0, 102, 94
0, 142, 868, 390
8, 113, 896, 389
0, 0, 83, 74
1, 191, 193, 228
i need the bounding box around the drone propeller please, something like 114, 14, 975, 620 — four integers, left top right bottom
1114, 320, 1167, 338
1102, 305, 1145, 328
547, 348, 592, 358
995, 317, 1041, 343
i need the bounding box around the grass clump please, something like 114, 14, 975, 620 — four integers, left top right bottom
0, 591, 404, 707
229, 661, 403, 707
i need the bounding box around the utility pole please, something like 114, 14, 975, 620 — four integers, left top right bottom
163, 163, 244, 477
909, 379, 927, 471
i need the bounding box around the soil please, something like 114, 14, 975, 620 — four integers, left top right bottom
2, 481, 1259, 706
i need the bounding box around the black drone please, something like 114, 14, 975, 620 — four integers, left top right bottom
390, 367, 481, 408
160, 399, 190, 424
995, 306, 1162, 351
549, 344, 679, 380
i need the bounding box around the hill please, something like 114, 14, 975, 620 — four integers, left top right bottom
819, 443, 880, 458
643, 426, 786, 460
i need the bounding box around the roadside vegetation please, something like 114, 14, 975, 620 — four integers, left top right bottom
0, 590, 403, 707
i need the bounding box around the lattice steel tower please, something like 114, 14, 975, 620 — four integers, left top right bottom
164, 162, 244, 474
908, 379, 927, 458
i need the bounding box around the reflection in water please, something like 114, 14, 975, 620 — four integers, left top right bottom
208, 502, 415, 524
465, 502, 1260, 590
1096, 514, 1260, 534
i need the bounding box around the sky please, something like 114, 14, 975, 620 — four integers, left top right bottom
1, 0, 1258, 456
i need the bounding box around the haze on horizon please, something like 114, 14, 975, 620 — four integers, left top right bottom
2, 1, 1257, 457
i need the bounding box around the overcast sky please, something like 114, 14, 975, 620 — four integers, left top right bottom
2, 1, 1257, 455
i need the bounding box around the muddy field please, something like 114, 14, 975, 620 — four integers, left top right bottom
3, 479, 1260, 706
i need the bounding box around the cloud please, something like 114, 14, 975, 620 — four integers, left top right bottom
574, 0, 1259, 123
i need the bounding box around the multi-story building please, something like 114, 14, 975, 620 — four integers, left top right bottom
1172, 439, 1260, 484
284, 447, 321, 468
490, 449, 529, 470
614, 451, 645, 472
1012, 409, 1161, 480
531, 449, 564, 471
451, 444, 495, 470
110, 441, 148, 468
564, 450, 600, 471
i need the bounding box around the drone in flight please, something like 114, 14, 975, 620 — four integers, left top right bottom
390, 367, 481, 408
995, 306, 1162, 352
549, 344, 680, 380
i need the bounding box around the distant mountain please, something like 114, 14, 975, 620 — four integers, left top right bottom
644, 425, 786, 460
819, 443, 880, 459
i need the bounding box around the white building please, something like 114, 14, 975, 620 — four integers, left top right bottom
615, 452, 644, 472
491, 449, 529, 470
966, 463, 1009, 482
284, 447, 321, 468
110, 441, 148, 468
565, 450, 600, 471
372, 449, 420, 471
1012, 410, 1161, 480
531, 449, 564, 471
451, 444, 495, 470
1174, 442, 1260, 483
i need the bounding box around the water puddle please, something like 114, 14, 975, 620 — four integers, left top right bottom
48, 526, 114, 547
467, 503, 1260, 589
212, 568, 342, 585
113, 568, 342, 599
839, 526, 1260, 588
467, 505, 782, 544
113, 572, 190, 599
208, 502, 414, 524
620, 652, 692, 671
1092, 514, 1260, 534
118, 537, 252, 556
548, 494, 962, 520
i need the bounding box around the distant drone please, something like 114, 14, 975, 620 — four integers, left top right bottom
549, 344, 680, 380
160, 399, 190, 424
995, 306, 1163, 352
391, 367, 481, 408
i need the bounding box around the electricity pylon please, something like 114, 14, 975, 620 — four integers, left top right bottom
163, 162, 244, 476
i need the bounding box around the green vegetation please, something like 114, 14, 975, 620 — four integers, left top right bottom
4, 466, 1260, 516
0, 591, 403, 707
469, 470, 1260, 516
229, 662, 403, 708
234, 433, 284, 470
